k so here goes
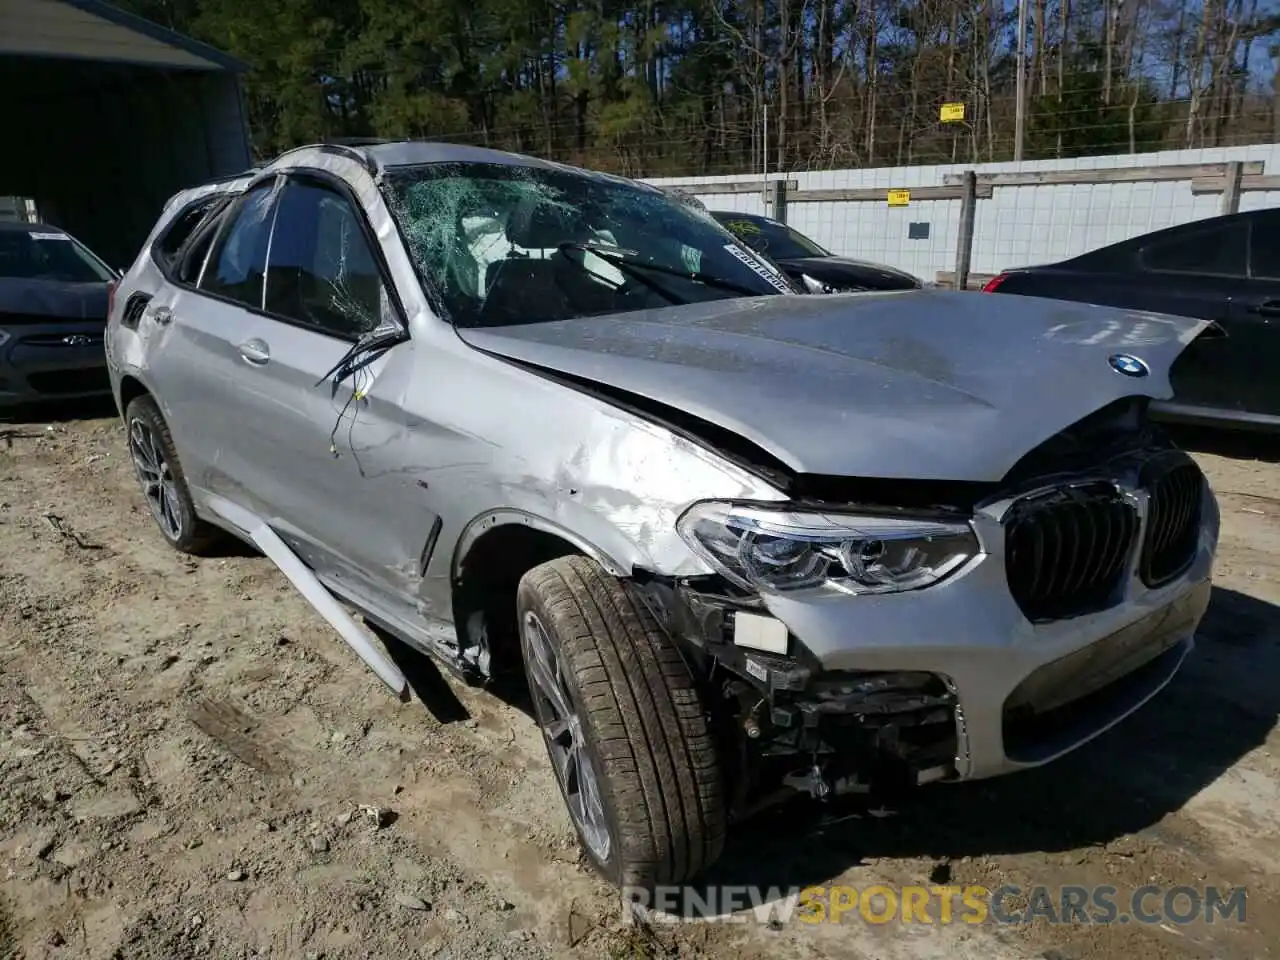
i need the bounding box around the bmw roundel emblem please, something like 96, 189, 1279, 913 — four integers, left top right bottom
1108, 353, 1150, 378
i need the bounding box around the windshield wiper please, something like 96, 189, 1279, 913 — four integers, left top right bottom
557, 241, 770, 300
556, 241, 682, 304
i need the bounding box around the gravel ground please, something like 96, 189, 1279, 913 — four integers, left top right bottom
0, 409, 1277, 960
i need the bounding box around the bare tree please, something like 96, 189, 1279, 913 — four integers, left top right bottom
1185, 0, 1212, 145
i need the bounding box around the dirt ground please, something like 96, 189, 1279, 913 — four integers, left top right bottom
1, 408, 1277, 960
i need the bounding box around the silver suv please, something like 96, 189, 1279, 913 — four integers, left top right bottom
106, 141, 1219, 889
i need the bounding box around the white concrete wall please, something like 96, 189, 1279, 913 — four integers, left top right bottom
646, 144, 1280, 282
0, 196, 37, 222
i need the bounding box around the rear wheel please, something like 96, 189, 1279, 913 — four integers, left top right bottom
125, 395, 221, 555
516, 555, 725, 888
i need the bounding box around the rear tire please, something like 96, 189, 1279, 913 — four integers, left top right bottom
516, 555, 726, 889
125, 395, 222, 555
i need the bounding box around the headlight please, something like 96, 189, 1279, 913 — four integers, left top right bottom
675, 501, 979, 596
0, 328, 9, 347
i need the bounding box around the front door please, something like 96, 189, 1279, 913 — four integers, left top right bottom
218, 172, 441, 621
1230, 210, 1280, 421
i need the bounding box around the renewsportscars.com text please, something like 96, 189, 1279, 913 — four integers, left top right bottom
622, 884, 1247, 926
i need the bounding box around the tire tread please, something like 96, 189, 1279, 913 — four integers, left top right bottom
518, 555, 725, 887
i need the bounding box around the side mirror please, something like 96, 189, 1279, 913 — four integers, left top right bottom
377, 285, 409, 339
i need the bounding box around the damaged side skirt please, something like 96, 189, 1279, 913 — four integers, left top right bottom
204, 495, 411, 701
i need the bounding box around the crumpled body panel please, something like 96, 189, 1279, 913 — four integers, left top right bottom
458, 290, 1207, 482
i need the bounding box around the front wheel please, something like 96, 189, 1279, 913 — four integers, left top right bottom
516, 555, 726, 889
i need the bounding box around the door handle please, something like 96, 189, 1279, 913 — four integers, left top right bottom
1246, 300, 1280, 318
151, 306, 173, 326
238, 339, 270, 365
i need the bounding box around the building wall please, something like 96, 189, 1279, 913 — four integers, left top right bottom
646, 144, 1280, 282
0, 197, 38, 222
5, 58, 252, 267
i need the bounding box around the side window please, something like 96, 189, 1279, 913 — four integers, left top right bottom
263, 178, 386, 338
1140, 220, 1248, 278
155, 197, 222, 273
199, 182, 277, 308
1249, 213, 1280, 280
177, 213, 224, 286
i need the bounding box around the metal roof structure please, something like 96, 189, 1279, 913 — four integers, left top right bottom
0, 0, 247, 71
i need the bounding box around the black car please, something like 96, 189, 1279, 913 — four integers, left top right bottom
982, 207, 1280, 431
0, 221, 117, 406
710, 210, 922, 293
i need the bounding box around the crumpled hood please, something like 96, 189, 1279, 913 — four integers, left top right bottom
0, 278, 110, 321
458, 289, 1207, 482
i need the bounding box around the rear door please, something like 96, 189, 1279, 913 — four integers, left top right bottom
143, 179, 281, 497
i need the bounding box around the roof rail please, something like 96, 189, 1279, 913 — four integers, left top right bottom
163, 166, 261, 210
321, 137, 395, 147
267, 141, 384, 176
206, 167, 261, 185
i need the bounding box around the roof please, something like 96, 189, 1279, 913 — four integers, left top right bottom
362, 140, 572, 171
167, 169, 258, 205
0, 0, 248, 71
265, 140, 663, 197
0, 220, 62, 233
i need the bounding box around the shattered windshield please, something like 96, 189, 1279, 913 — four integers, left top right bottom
382, 161, 796, 328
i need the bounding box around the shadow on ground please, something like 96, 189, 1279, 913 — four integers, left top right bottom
375, 628, 472, 724
197, 537, 260, 560
0, 396, 118, 425
703, 585, 1279, 893
1165, 424, 1280, 465
373, 622, 540, 726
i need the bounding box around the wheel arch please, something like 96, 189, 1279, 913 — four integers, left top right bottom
449, 511, 629, 684
118, 374, 151, 419
451, 509, 628, 582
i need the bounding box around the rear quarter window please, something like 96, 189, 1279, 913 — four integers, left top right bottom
153, 197, 228, 275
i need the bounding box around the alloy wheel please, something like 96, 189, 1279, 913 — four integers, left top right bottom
128, 417, 184, 541
521, 610, 611, 862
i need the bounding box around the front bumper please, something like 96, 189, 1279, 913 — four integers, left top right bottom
0, 321, 110, 405
765, 568, 1211, 781
688, 467, 1219, 786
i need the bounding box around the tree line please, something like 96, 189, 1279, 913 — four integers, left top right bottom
123, 0, 1280, 176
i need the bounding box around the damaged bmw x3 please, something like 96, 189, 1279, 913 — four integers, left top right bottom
106, 140, 1219, 889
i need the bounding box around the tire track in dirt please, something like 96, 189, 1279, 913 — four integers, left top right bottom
0, 896, 16, 960
184, 696, 298, 778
